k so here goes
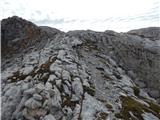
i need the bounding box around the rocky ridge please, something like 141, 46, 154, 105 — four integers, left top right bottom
1, 16, 160, 120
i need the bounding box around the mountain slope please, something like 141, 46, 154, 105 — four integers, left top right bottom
1, 16, 160, 120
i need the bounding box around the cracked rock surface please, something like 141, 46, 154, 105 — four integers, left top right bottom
1, 16, 160, 120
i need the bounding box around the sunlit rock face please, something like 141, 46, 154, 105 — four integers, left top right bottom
1, 16, 160, 120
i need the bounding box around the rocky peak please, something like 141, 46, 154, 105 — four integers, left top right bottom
2, 16, 41, 42
1, 16, 160, 120
1, 16, 48, 56
127, 27, 160, 41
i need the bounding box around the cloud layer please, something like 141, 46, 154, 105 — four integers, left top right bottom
1, 0, 160, 32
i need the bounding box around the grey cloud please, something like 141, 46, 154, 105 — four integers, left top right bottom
103, 11, 159, 24
30, 17, 77, 25
4, 1, 9, 5
36, 10, 41, 15
33, 18, 65, 24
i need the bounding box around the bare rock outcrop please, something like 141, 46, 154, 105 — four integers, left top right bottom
1, 16, 160, 120
128, 27, 160, 41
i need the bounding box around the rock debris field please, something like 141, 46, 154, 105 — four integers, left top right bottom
1, 16, 160, 120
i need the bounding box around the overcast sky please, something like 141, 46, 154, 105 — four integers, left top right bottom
1, 0, 160, 32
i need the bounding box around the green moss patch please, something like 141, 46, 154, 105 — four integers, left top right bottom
115, 96, 160, 120
83, 85, 95, 96
82, 40, 100, 51
105, 103, 113, 110
8, 56, 57, 83
8, 71, 28, 82
61, 95, 79, 109
133, 86, 140, 97
95, 111, 108, 120
144, 99, 160, 115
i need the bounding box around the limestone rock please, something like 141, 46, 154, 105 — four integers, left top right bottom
1, 16, 160, 120
24, 88, 36, 95
72, 77, 83, 98
43, 114, 56, 120
128, 27, 160, 41
36, 83, 45, 93
45, 82, 53, 90
25, 98, 42, 109
33, 94, 43, 101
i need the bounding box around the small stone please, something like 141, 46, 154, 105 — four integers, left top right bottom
135, 80, 146, 88
62, 107, 72, 116
81, 93, 108, 120
82, 79, 90, 88
48, 89, 55, 97
24, 76, 32, 82
7, 79, 12, 83
48, 75, 57, 82
63, 84, 71, 96
51, 86, 62, 108
127, 70, 136, 79
148, 89, 160, 98
62, 70, 71, 81
33, 94, 43, 101
12, 96, 29, 119
50, 65, 62, 74
25, 98, 42, 109
22, 108, 35, 120
41, 73, 49, 80
4, 86, 20, 97
24, 88, 35, 95
45, 82, 52, 90
71, 94, 80, 101
40, 90, 50, 99
20, 66, 34, 76
57, 50, 66, 60
12, 111, 23, 120
104, 68, 112, 76
72, 77, 83, 98
157, 98, 160, 104
36, 83, 45, 93
54, 71, 61, 78
43, 114, 56, 120
22, 108, 28, 118
117, 67, 125, 75
71, 38, 82, 47
72, 104, 81, 120
28, 108, 47, 118
56, 79, 62, 88
108, 57, 117, 66
21, 83, 29, 91
42, 99, 52, 108
13, 77, 17, 80
142, 112, 159, 120
16, 81, 23, 85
